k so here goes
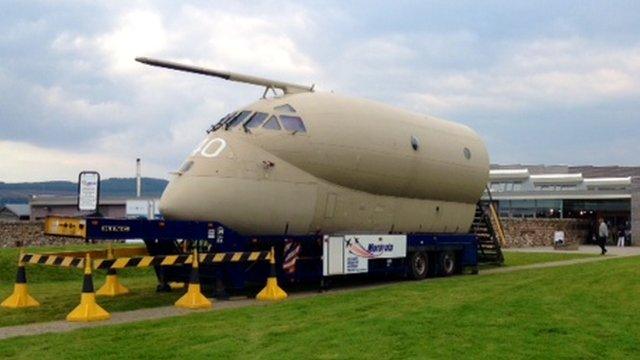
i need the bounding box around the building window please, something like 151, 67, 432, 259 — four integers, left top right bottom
535, 199, 562, 218
490, 181, 523, 193
498, 199, 563, 218
490, 182, 501, 192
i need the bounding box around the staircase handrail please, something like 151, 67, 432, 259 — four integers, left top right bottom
484, 186, 507, 247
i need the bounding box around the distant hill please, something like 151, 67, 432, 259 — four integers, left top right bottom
0, 178, 168, 206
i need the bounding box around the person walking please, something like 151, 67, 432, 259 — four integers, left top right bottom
598, 218, 608, 255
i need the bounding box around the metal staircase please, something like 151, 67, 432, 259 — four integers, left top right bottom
471, 188, 505, 265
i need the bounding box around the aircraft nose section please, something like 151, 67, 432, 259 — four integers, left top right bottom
158, 176, 193, 220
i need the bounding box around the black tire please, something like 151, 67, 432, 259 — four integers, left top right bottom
409, 252, 429, 279
439, 251, 457, 277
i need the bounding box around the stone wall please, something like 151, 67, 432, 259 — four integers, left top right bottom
0, 221, 86, 248
501, 218, 590, 248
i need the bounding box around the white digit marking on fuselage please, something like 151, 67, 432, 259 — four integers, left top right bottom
191, 138, 209, 156
200, 138, 227, 158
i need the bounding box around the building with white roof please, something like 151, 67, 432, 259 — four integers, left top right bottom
484, 165, 639, 243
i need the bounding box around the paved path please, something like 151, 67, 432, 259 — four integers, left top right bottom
503, 245, 640, 256
485, 250, 637, 274
1, 251, 638, 341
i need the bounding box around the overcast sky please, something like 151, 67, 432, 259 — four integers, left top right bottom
1, 1, 639, 182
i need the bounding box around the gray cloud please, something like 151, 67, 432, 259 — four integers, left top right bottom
1, 1, 639, 181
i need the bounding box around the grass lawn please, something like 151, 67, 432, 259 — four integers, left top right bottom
500, 251, 597, 267
0, 244, 181, 327
0, 277, 181, 328
0, 247, 600, 328
477, 250, 597, 271
0, 254, 638, 358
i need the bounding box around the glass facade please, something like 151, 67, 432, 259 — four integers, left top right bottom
497, 198, 630, 221
487, 168, 635, 244
490, 181, 587, 192
498, 199, 562, 218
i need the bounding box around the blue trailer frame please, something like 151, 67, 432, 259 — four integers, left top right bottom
78, 217, 478, 294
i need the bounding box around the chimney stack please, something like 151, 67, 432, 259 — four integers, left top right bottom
136, 158, 141, 198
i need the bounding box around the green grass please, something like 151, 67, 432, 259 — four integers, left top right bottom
0, 254, 638, 358
0, 277, 181, 328
477, 250, 596, 271
501, 251, 597, 267
0, 244, 176, 327
0, 247, 598, 328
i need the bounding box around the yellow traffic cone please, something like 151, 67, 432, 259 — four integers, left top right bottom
256, 247, 287, 301
1, 251, 40, 308
97, 244, 130, 297
174, 249, 212, 310
66, 253, 110, 322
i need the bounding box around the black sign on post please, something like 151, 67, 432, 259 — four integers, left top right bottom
77, 171, 100, 213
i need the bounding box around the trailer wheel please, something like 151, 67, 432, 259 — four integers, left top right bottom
409, 252, 429, 279
439, 251, 456, 276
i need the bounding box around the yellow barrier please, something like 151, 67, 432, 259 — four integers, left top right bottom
256, 247, 287, 301
20, 249, 270, 270
174, 249, 212, 309
1, 251, 40, 309
96, 244, 130, 297
66, 253, 111, 322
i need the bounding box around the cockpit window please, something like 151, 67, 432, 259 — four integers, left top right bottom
274, 104, 296, 113
226, 111, 252, 129
279, 115, 306, 133
262, 116, 282, 130
207, 112, 235, 133
244, 112, 269, 128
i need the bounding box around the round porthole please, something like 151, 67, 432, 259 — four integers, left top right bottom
411, 136, 420, 151
463, 147, 471, 160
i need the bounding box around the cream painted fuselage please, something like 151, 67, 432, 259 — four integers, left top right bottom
159, 92, 489, 236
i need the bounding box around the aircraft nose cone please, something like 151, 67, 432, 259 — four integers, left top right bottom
158, 177, 192, 220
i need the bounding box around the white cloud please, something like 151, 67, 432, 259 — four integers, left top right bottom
0, 140, 167, 182
345, 35, 416, 64
98, 10, 167, 73
407, 92, 522, 113
32, 85, 126, 125
171, 5, 318, 78
402, 38, 640, 115
3, 2, 640, 181
5, 3, 322, 181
